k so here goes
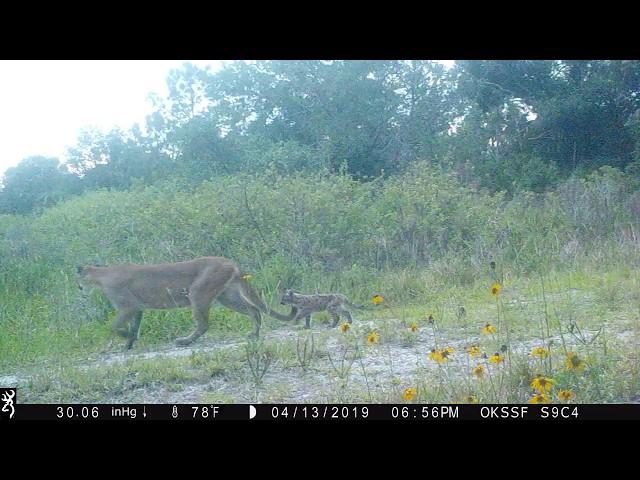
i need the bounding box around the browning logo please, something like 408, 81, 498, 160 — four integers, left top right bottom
1, 388, 16, 420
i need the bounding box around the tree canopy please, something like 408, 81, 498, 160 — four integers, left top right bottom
2, 60, 639, 214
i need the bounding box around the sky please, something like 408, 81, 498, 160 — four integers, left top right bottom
0, 60, 455, 177
0, 60, 223, 176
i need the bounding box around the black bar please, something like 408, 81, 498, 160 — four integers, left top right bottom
3, 404, 640, 421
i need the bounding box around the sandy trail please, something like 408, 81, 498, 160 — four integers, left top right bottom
4, 316, 636, 404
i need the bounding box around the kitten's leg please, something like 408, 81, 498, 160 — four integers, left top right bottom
330, 311, 340, 328
287, 307, 303, 324
338, 307, 353, 324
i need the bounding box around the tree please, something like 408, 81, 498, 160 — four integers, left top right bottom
457, 60, 640, 170
145, 63, 236, 179
203, 60, 455, 177
66, 127, 172, 190
0, 156, 81, 214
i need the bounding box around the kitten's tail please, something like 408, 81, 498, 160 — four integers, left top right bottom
345, 300, 374, 310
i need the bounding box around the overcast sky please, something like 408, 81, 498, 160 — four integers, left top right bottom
0, 60, 455, 177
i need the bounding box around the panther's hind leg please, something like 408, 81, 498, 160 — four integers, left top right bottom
113, 309, 137, 338
176, 267, 237, 346
125, 311, 143, 350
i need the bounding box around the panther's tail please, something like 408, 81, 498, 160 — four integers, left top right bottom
241, 278, 298, 321
264, 304, 299, 322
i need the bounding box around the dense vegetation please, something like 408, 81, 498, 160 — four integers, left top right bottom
1, 61, 639, 404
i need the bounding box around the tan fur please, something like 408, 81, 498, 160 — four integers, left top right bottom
77, 257, 295, 349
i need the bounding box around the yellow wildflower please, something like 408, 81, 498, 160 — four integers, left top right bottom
531, 376, 555, 393
565, 352, 586, 372
529, 393, 551, 404
468, 345, 481, 358
428, 349, 445, 363
481, 323, 497, 335
558, 390, 575, 401
531, 346, 549, 359
402, 387, 417, 401
488, 352, 504, 364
